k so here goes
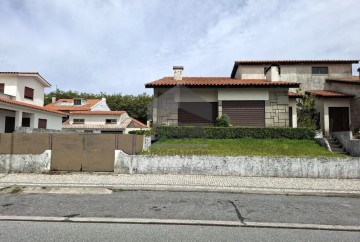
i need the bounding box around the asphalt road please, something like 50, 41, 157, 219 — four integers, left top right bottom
1, 191, 360, 226
1, 221, 360, 242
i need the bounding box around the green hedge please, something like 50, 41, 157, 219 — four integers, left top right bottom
128, 130, 152, 136
155, 126, 315, 140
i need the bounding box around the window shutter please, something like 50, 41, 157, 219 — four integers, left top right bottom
24, 87, 34, 99
38, 119, 47, 129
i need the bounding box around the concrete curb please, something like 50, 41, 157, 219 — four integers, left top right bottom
1, 183, 360, 197
0, 216, 359, 231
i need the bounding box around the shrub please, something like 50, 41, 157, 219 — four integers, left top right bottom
155, 126, 315, 140
215, 114, 231, 127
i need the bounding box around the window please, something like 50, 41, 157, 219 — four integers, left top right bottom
106, 119, 117, 124
22, 118, 30, 127
24, 87, 34, 100
0, 83, 4, 93
74, 99, 82, 105
73, 119, 85, 124
312, 67, 328, 75
38, 119, 47, 129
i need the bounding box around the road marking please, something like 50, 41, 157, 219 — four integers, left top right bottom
0, 216, 359, 231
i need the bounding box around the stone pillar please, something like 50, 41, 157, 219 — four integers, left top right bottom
152, 90, 158, 126
265, 91, 289, 127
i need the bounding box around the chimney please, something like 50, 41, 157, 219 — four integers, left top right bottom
52, 96, 56, 103
173, 66, 184, 81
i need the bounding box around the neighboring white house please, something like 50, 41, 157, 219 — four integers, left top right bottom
62, 111, 149, 134
45, 98, 110, 114
0, 72, 66, 133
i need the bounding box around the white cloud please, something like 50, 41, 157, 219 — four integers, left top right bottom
0, 0, 359, 94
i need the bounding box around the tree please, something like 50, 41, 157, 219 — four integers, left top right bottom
296, 90, 318, 130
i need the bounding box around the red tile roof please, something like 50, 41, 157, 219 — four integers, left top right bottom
145, 77, 299, 88
69, 111, 127, 115
306, 90, 355, 98
45, 99, 102, 111
326, 76, 360, 85
131, 118, 148, 128
288, 92, 303, 98
0, 97, 67, 116
0, 72, 51, 87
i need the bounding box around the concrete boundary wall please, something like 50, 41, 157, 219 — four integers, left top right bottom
114, 151, 360, 179
0, 150, 51, 173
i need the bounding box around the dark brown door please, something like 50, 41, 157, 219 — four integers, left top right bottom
329, 107, 349, 132
178, 102, 217, 126
289, 107, 293, 128
5, 116, 15, 133
223, 101, 265, 127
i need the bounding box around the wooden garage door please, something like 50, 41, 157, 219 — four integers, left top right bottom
178, 102, 217, 126
223, 101, 265, 127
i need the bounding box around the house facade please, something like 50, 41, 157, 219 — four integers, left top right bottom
146, 60, 359, 134
231, 60, 356, 91
62, 111, 148, 134
0, 72, 65, 133
146, 66, 299, 128
231, 60, 359, 135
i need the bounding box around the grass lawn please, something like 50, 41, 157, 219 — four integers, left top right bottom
143, 138, 347, 157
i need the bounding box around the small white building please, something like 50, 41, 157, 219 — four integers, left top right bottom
0, 72, 65, 133
62, 111, 148, 134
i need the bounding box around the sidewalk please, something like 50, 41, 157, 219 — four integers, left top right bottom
1, 173, 360, 196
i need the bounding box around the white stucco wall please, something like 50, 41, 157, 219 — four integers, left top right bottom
235, 66, 266, 79
69, 113, 129, 124
0, 102, 63, 132
218, 88, 269, 101
0, 75, 18, 97
91, 98, 111, 111
0, 74, 48, 107
175, 88, 218, 102
16, 76, 46, 106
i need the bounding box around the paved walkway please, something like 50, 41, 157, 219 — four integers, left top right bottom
1, 173, 360, 196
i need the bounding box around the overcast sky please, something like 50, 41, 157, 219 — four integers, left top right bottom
0, 0, 359, 95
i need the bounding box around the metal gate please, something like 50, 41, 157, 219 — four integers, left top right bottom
51, 134, 115, 172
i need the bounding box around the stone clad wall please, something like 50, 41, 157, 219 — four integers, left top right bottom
155, 89, 179, 126
265, 91, 289, 127
350, 97, 360, 131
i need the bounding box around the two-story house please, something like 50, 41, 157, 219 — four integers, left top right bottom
46, 97, 148, 133
146, 60, 359, 135
0, 72, 66, 133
